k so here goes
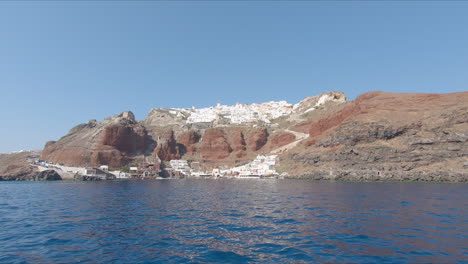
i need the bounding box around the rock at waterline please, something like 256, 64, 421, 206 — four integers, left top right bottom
34, 170, 62, 181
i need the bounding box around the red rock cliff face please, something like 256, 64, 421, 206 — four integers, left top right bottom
305, 91, 456, 140
102, 125, 148, 154
199, 128, 233, 159
42, 137, 126, 168
181, 127, 270, 161
90, 149, 126, 168
308, 103, 361, 137
177, 130, 201, 155
228, 129, 248, 158
247, 128, 269, 151
41, 112, 146, 168
229, 129, 247, 152
186, 127, 272, 160
153, 130, 181, 161
270, 132, 296, 149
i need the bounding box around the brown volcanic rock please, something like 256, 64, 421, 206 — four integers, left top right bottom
305, 91, 467, 139
102, 125, 147, 154
308, 103, 361, 137
228, 129, 248, 159
247, 128, 269, 151
270, 132, 296, 149
39, 95, 344, 168
153, 130, 181, 161
177, 130, 201, 155
280, 91, 468, 181
43, 136, 127, 168
229, 129, 247, 152
91, 149, 126, 168
41, 111, 146, 167
39, 91, 468, 181
199, 128, 232, 159
0, 151, 40, 181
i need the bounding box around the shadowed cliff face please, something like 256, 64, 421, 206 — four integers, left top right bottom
38, 91, 468, 180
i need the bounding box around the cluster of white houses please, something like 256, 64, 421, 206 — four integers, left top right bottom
154, 93, 344, 126
222, 155, 278, 177
168, 155, 279, 179
155, 101, 295, 126
34, 154, 280, 180
185, 101, 293, 124
33, 158, 162, 180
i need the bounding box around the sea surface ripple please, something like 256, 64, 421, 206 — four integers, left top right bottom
0, 179, 466, 263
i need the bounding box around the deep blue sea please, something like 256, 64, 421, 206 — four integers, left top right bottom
0, 180, 466, 263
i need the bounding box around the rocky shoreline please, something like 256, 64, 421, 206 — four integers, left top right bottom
1, 168, 466, 182
288, 170, 467, 182
0, 169, 62, 181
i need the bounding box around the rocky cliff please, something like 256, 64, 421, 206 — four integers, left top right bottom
41, 111, 148, 168
38, 91, 467, 181
279, 91, 468, 182
0, 151, 64, 181
41, 92, 346, 168
0, 152, 38, 180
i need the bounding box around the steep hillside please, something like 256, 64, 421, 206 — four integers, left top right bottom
279, 91, 468, 181
0, 151, 40, 180
39, 90, 468, 181
41, 112, 148, 168
41, 92, 346, 169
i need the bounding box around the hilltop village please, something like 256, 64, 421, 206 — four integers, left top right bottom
2, 91, 466, 182
36, 92, 345, 180
147, 92, 341, 126
28, 93, 347, 181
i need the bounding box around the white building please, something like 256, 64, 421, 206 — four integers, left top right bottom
147, 92, 345, 126
110, 170, 130, 179
185, 101, 294, 124
170, 160, 191, 175
227, 155, 278, 176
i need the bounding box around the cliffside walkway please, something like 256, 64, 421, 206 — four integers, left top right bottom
271, 129, 309, 154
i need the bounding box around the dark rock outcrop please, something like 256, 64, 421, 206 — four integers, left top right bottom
74, 175, 101, 181
289, 170, 467, 182
35, 170, 62, 181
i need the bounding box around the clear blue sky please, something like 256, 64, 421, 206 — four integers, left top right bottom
0, 1, 467, 153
